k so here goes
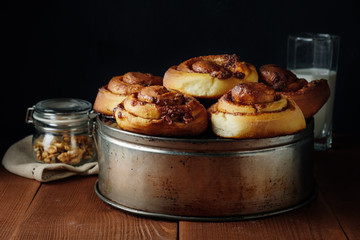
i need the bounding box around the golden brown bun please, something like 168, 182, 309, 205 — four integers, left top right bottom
259, 64, 330, 118
208, 82, 306, 139
163, 54, 258, 99
114, 86, 208, 137
93, 72, 163, 116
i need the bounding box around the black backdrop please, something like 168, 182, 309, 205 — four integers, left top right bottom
2, 0, 359, 157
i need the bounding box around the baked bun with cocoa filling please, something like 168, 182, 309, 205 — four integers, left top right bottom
93, 72, 163, 116
113, 85, 208, 137
259, 64, 330, 118
163, 54, 258, 99
208, 82, 306, 139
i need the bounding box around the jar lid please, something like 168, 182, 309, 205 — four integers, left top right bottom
34, 98, 92, 114
27, 98, 95, 126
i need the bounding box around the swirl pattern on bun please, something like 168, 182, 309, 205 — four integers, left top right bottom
208, 82, 306, 139
93, 72, 163, 116
163, 54, 258, 99
114, 86, 208, 137
259, 64, 330, 118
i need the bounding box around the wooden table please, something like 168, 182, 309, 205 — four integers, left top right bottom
1, 135, 359, 239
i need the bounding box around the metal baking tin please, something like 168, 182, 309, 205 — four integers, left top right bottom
94, 116, 315, 221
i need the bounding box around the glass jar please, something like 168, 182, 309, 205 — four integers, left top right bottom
26, 98, 97, 165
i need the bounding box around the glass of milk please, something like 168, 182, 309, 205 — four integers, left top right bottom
287, 33, 340, 150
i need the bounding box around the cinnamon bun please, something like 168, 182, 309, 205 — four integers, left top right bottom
93, 72, 163, 116
259, 64, 330, 118
208, 82, 306, 139
163, 54, 258, 99
114, 85, 208, 137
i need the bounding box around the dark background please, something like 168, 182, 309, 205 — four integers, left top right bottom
2, 0, 359, 158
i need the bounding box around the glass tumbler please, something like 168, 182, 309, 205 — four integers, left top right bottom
287, 33, 340, 150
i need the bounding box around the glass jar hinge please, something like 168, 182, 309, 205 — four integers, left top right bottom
25, 106, 35, 124
87, 111, 98, 138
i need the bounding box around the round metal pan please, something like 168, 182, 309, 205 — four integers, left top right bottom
95, 116, 315, 220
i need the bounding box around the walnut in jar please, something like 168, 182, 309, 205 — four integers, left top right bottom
33, 134, 95, 165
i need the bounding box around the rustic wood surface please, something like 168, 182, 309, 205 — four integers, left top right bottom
1, 135, 359, 239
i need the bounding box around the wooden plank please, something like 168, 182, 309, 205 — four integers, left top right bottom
313, 136, 360, 240
179, 192, 346, 240
0, 166, 41, 239
11, 175, 178, 239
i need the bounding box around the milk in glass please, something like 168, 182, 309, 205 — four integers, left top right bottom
291, 68, 336, 143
